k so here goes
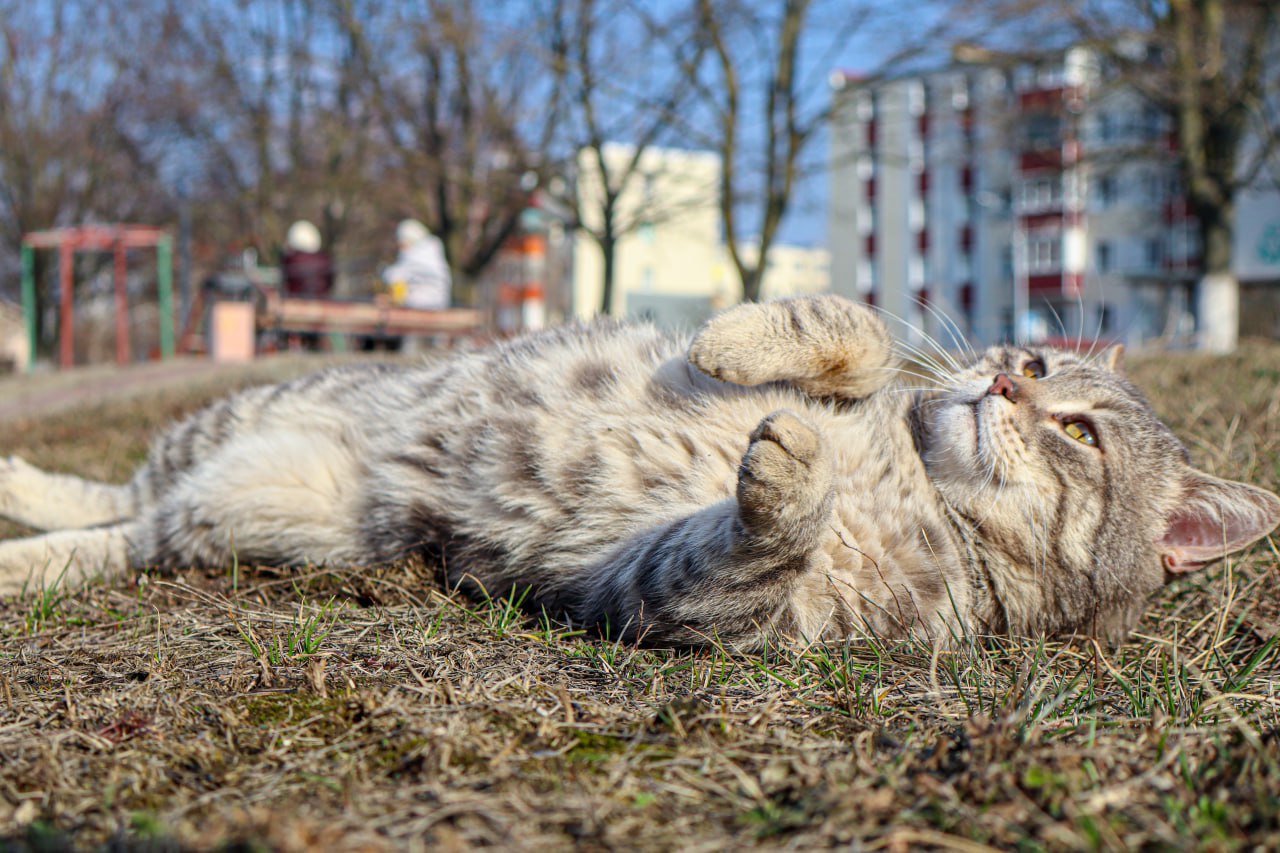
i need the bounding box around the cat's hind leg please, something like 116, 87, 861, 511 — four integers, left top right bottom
131, 427, 371, 571
0, 456, 142, 531
0, 522, 137, 597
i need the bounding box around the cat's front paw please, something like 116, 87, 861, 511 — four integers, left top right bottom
737, 410, 833, 538
687, 307, 762, 386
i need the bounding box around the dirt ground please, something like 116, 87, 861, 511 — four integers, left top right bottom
0, 343, 1279, 851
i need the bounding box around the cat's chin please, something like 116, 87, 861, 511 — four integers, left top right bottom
920, 395, 989, 483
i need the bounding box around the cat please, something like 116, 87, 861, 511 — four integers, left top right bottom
0, 295, 1277, 648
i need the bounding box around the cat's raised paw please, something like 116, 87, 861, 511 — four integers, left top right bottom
737, 410, 833, 537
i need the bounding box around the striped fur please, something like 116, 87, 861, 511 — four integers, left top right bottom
0, 295, 1276, 648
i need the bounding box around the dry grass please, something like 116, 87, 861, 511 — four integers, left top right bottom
1, 344, 1279, 851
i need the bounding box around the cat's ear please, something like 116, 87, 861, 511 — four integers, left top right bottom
1101, 344, 1125, 372
1157, 471, 1280, 573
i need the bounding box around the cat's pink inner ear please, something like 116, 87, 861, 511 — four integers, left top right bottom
1157, 475, 1280, 573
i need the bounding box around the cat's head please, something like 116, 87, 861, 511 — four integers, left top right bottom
918, 344, 1280, 643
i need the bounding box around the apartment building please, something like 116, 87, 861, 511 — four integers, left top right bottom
828, 48, 1280, 349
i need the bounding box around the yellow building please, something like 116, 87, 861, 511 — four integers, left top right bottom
572, 143, 831, 330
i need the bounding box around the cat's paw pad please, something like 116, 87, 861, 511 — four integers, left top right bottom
738, 410, 832, 532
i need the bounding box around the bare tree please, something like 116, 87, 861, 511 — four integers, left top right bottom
540, 0, 707, 314
687, 0, 939, 303
333, 0, 563, 301
0, 0, 168, 342
154, 0, 378, 263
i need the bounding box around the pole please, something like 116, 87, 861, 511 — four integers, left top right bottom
178, 181, 192, 333
157, 235, 175, 360
59, 242, 74, 369
20, 243, 35, 372
114, 239, 130, 365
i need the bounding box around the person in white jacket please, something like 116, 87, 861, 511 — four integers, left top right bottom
383, 219, 452, 309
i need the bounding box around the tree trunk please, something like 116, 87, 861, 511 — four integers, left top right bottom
1194, 199, 1237, 353
741, 265, 763, 303
599, 234, 617, 316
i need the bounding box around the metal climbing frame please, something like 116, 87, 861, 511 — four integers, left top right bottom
20, 224, 175, 370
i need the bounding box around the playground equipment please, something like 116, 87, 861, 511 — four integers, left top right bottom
20, 224, 175, 370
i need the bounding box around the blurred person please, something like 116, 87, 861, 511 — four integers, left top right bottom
281, 220, 335, 298
383, 219, 452, 309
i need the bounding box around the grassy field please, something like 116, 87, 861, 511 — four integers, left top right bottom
1, 343, 1279, 851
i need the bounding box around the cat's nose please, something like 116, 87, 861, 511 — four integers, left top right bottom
987, 373, 1018, 402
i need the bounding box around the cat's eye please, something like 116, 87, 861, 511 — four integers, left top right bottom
1062, 419, 1098, 447
1021, 359, 1045, 379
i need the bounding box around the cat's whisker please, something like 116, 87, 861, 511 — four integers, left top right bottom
918, 299, 978, 364
1044, 299, 1069, 345
865, 365, 953, 387
889, 340, 954, 378
872, 305, 967, 377
897, 335, 965, 380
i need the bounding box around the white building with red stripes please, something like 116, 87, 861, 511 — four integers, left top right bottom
827, 47, 1280, 349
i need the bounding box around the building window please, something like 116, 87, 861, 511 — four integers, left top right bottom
1019, 178, 1062, 212
1097, 303, 1114, 334
908, 138, 925, 172
1096, 112, 1114, 143
856, 155, 874, 179
856, 205, 874, 236
1145, 238, 1164, 269
1028, 233, 1061, 273
855, 208, 875, 239
855, 93, 874, 121
1096, 240, 1112, 272
908, 256, 925, 287
907, 81, 926, 116
1141, 104, 1165, 140
1095, 174, 1116, 208
1036, 64, 1065, 89
857, 260, 875, 289
1023, 113, 1062, 150
908, 198, 926, 230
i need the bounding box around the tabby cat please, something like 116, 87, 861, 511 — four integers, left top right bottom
1, 295, 1276, 647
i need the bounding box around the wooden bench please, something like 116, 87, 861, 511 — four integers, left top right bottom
257, 290, 486, 347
